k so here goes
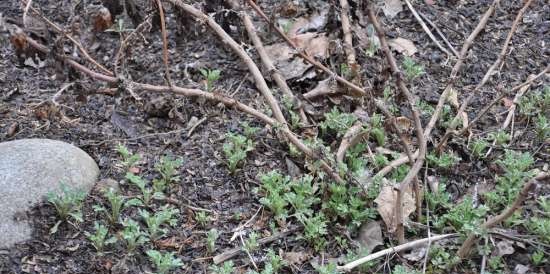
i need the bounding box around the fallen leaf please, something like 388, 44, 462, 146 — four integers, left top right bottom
496, 240, 515, 256
357, 221, 383, 254
446, 87, 459, 108
395, 116, 412, 132
283, 9, 329, 37
93, 6, 113, 32
6, 122, 19, 137
382, 0, 403, 19
374, 184, 416, 233
513, 264, 529, 274
502, 97, 514, 108
388, 37, 418, 56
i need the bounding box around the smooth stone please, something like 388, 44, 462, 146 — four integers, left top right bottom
0, 139, 99, 248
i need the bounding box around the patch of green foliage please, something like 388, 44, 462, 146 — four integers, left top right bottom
139, 206, 179, 241
223, 132, 256, 174
484, 150, 534, 210
200, 68, 221, 92
393, 265, 421, 274
206, 228, 219, 254
47, 183, 86, 232
209, 260, 235, 274
146, 250, 183, 274
125, 173, 156, 205
85, 222, 117, 254
153, 156, 183, 193
93, 187, 142, 225
426, 151, 460, 169
470, 139, 489, 158
402, 56, 424, 80
120, 218, 148, 254
195, 211, 210, 227
116, 144, 140, 170
434, 196, 487, 236
319, 107, 357, 137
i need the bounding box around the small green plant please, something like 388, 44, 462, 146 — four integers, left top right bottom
139, 206, 179, 241
425, 182, 451, 212
94, 187, 141, 225
85, 222, 117, 253
263, 249, 285, 273
369, 113, 385, 146
206, 228, 219, 254
535, 114, 549, 140
200, 68, 221, 92
120, 218, 149, 253
324, 183, 372, 229
518, 86, 550, 117
435, 196, 487, 236
302, 212, 328, 251
319, 107, 357, 137
531, 249, 546, 266
209, 260, 235, 274
195, 211, 210, 227
429, 246, 455, 270
241, 121, 260, 139
402, 56, 424, 80
417, 100, 435, 116
223, 132, 255, 174
487, 256, 505, 274
153, 156, 183, 192
314, 262, 338, 274
470, 139, 489, 158
485, 150, 534, 209
125, 173, 157, 205
116, 144, 141, 170
243, 231, 260, 252
488, 130, 510, 146
146, 250, 183, 274
426, 151, 460, 169
47, 183, 86, 223
340, 63, 350, 78
284, 175, 320, 221
526, 217, 550, 244
258, 171, 290, 221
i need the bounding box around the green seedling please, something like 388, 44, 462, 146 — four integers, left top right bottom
369, 113, 385, 146
314, 262, 338, 274
47, 183, 86, 233
531, 249, 546, 266
426, 151, 460, 169
435, 196, 487, 236
282, 95, 302, 130
200, 68, 221, 92
527, 217, 550, 244
139, 206, 179, 241
116, 144, 141, 170
340, 63, 350, 78
243, 231, 260, 252
146, 250, 183, 274
195, 211, 210, 227
302, 212, 328, 251
284, 175, 320, 221
319, 107, 357, 137
223, 132, 255, 174
240, 121, 260, 139
485, 150, 534, 209
153, 156, 183, 193
429, 246, 455, 270
258, 170, 291, 221
85, 222, 117, 254
125, 173, 157, 205
120, 218, 148, 253
470, 139, 489, 158
264, 249, 285, 273
209, 260, 235, 274
402, 56, 424, 80
206, 228, 219, 254
93, 187, 142, 225
535, 114, 549, 140
488, 130, 510, 146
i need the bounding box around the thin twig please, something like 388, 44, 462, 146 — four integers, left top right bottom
403, 0, 452, 57
456, 173, 550, 259
437, 0, 534, 151
339, 0, 356, 67
376, 0, 501, 178
213, 227, 300, 264
238, 8, 309, 125
156, 0, 173, 86
417, 11, 459, 57
336, 122, 368, 164
245, 0, 366, 97
337, 234, 457, 272
26, 3, 113, 76
368, 6, 427, 244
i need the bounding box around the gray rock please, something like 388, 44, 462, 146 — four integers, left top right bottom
0, 139, 99, 248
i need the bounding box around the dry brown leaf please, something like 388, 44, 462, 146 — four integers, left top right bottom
502, 97, 514, 108
382, 0, 403, 19
374, 184, 416, 233
282, 251, 309, 265
395, 116, 412, 132
388, 37, 418, 56
93, 6, 113, 32
303, 78, 338, 99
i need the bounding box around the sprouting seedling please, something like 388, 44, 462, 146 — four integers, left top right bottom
85, 222, 117, 254
199, 68, 221, 92
120, 218, 149, 254
139, 206, 179, 241
47, 183, 86, 233
146, 250, 184, 274
125, 173, 155, 205
93, 187, 142, 225
116, 144, 141, 170
153, 156, 183, 193
223, 132, 255, 174
206, 228, 219, 254
402, 56, 424, 80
